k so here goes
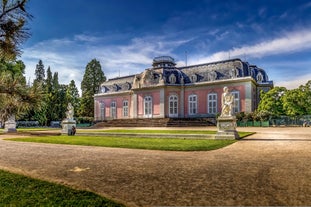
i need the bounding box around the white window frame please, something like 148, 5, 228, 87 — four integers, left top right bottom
188, 94, 198, 115
207, 93, 217, 114
144, 96, 153, 118
169, 95, 178, 117
100, 102, 105, 121
110, 101, 117, 119
123, 100, 129, 117
231, 91, 240, 113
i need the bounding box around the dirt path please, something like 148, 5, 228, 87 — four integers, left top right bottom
0, 127, 310, 206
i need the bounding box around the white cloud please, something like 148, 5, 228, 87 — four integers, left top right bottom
21, 28, 311, 93
276, 73, 311, 89
192, 28, 311, 64
21, 34, 192, 91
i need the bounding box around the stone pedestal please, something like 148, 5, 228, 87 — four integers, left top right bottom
4, 114, 17, 133
215, 116, 240, 140
61, 119, 76, 135
4, 120, 17, 133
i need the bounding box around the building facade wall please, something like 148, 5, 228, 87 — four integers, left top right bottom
94, 57, 273, 121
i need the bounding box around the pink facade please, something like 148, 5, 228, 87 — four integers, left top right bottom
94, 57, 273, 121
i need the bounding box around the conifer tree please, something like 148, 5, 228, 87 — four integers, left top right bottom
66, 80, 80, 116
34, 60, 45, 85
79, 59, 106, 117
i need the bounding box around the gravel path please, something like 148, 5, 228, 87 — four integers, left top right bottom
0, 127, 310, 206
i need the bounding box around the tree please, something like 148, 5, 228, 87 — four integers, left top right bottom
0, 60, 42, 124
79, 59, 106, 117
257, 86, 287, 118
282, 81, 311, 116
34, 60, 45, 85
66, 80, 80, 116
0, 0, 32, 60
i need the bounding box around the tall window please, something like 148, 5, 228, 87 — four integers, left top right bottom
231, 91, 240, 113
144, 96, 152, 118
169, 95, 178, 117
188, 94, 197, 115
123, 100, 128, 117
110, 101, 116, 119
100, 102, 105, 121
208, 93, 217, 114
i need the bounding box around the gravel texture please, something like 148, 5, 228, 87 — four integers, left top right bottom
0, 127, 310, 206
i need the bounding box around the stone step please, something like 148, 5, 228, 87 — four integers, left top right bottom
93, 118, 216, 128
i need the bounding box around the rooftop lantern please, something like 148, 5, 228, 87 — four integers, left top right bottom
152, 56, 176, 68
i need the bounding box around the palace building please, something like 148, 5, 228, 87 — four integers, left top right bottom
94, 56, 273, 121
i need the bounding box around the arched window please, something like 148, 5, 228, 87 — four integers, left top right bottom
190, 75, 197, 83
257, 72, 263, 82
110, 101, 116, 119
169, 74, 176, 84
123, 100, 129, 117
231, 91, 240, 113
188, 94, 197, 115
207, 93, 217, 114
144, 96, 152, 118
169, 95, 178, 117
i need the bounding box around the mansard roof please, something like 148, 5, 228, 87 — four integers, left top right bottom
98, 57, 273, 95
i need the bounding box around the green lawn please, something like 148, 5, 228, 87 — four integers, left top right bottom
7, 135, 239, 151
97, 129, 217, 134
0, 169, 124, 206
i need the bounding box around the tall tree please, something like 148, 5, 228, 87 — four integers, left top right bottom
66, 80, 80, 116
0, 0, 32, 60
34, 59, 45, 85
80, 59, 106, 117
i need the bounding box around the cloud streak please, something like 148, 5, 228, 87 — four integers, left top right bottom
193, 28, 311, 64
21, 28, 311, 93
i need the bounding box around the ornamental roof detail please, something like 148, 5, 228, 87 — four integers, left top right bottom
98, 57, 272, 94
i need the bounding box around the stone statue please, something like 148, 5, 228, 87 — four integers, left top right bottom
62, 103, 76, 134
66, 103, 74, 120
132, 75, 140, 89
220, 86, 234, 117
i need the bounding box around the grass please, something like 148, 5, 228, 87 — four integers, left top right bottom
97, 129, 217, 134
4, 128, 254, 151
0, 169, 124, 206
6, 135, 239, 151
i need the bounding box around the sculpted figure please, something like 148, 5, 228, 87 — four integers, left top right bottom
66, 103, 74, 120
221, 86, 234, 117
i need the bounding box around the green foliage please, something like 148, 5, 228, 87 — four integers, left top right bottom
34, 59, 45, 85
79, 59, 106, 117
257, 86, 287, 117
0, 169, 124, 206
0, 0, 32, 60
0, 60, 43, 122
257, 81, 311, 117
282, 81, 311, 116
76, 116, 94, 124
66, 80, 80, 116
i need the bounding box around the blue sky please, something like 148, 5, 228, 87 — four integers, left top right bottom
21, 0, 311, 91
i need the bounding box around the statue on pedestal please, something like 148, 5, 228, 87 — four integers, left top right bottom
215, 86, 239, 140
4, 114, 17, 133
61, 103, 76, 135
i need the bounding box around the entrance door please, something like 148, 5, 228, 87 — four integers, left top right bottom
144, 96, 152, 118
169, 95, 178, 117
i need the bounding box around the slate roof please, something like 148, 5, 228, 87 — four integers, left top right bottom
98, 57, 272, 95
